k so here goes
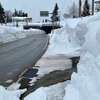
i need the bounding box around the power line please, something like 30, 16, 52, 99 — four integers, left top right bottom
64, 0, 74, 13
68, 0, 78, 7
61, 0, 67, 13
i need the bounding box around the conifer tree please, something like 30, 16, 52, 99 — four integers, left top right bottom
25, 13, 28, 17
51, 3, 59, 22
14, 9, 18, 17
0, 2, 5, 23
82, 0, 90, 17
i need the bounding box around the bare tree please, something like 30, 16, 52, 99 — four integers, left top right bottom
63, 13, 71, 18
5, 10, 13, 22
63, 2, 78, 18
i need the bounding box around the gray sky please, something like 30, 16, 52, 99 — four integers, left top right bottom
0, 0, 94, 22
0, 0, 67, 22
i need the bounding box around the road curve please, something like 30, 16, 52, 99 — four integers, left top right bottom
0, 33, 49, 85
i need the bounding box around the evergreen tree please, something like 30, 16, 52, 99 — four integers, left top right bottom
82, 0, 90, 17
53, 3, 59, 15
51, 3, 59, 22
13, 9, 28, 17
18, 10, 23, 17
25, 13, 28, 17
0, 2, 5, 23
22, 12, 25, 17
13, 9, 18, 17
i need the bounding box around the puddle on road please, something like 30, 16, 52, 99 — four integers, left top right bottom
20, 67, 77, 100
22, 68, 38, 78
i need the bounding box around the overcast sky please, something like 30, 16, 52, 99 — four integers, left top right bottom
1, 0, 93, 22
0, 0, 69, 22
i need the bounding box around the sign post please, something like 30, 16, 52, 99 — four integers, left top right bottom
40, 11, 49, 17
40, 11, 54, 33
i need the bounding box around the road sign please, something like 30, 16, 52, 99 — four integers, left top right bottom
40, 11, 49, 17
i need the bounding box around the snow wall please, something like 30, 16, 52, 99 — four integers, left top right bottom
63, 13, 100, 100
49, 18, 81, 56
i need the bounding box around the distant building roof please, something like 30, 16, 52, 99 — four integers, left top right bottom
12, 17, 32, 22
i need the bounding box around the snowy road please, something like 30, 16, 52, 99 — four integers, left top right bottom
0, 33, 48, 85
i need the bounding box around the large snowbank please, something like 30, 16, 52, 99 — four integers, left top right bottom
0, 25, 45, 43
64, 13, 100, 100
0, 85, 26, 100
49, 18, 81, 57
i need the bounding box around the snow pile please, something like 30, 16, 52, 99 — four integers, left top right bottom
24, 81, 70, 100
0, 25, 45, 43
75, 21, 88, 45
49, 18, 81, 56
64, 13, 100, 100
0, 85, 26, 100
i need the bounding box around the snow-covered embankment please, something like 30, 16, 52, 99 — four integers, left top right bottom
64, 13, 100, 100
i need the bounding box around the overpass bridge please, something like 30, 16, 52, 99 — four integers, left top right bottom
23, 23, 61, 34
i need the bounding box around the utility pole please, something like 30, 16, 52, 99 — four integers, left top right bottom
92, 0, 94, 15
79, 0, 81, 17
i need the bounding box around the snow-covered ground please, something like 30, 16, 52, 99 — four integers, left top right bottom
0, 85, 27, 100
0, 24, 45, 44
1, 12, 100, 100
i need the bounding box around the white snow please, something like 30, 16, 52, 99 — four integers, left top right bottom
24, 81, 70, 100
0, 25, 45, 43
49, 23, 81, 56
34, 50, 72, 78
7, 83, 21, 91
0, 12, 100, 100
12, 17, 31, 20
0, 85, 26, 100
63, 13, 100, 100
5, 79, 13, 83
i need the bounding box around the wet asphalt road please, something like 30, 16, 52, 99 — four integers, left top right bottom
0, 33, 48, 85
